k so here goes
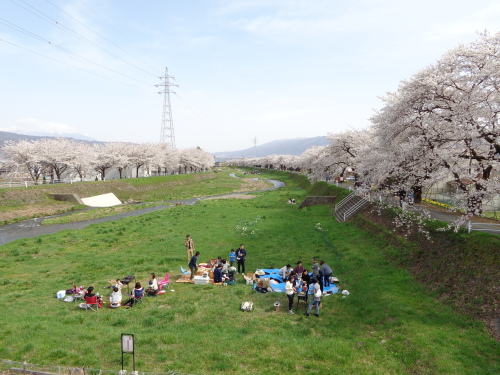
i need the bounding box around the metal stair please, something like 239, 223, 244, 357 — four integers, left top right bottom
334, 190, 371, 222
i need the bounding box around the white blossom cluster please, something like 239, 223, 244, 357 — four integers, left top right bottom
1, 139, 214, 182
230, 32, 500, 217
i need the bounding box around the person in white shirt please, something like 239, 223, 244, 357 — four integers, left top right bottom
109, 286, 122, 308
279, 264, 293, 280
285, 275, 297, 314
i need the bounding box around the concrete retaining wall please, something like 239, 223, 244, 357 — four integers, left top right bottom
297, 196, 336, 209
49, 193, 84, 205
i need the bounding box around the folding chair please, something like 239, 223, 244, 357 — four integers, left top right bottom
127, 287, 144, 305
158, 273, 170, 290
84, 295, 99, 312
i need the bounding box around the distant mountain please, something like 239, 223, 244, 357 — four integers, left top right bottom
213, 136, 329, 161
0, 131, 101, 158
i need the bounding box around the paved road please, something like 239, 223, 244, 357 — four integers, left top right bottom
376, 193, 500, 235
0, 179, 285, 246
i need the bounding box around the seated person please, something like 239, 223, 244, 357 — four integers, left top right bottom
221, 259, 228, 273
146, 273, 158, 296
108, 278, 123, 289
109, 286, 122, 308
215, 256, 223, 268
213, 265, 227, 283
294, 261, 304, 278
124, 282, 144, 308
279, 264, 293, 279
85, 286, 102, 307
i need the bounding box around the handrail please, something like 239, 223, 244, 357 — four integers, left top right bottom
342, 198, 369, 221
467, 221, 500, 233
335, 191, 357, 211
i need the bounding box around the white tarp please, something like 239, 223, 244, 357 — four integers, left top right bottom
81, 193, 122, 207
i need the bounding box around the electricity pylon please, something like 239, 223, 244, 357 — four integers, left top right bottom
156, 67, 178, 149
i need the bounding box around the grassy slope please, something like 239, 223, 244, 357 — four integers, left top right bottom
0, 171, 270, 224
0, 169, 498, 374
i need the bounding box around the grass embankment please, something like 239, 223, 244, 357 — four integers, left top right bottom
352, 205, 500, 339
0, 169, 498, 374
0, 170, 271, 225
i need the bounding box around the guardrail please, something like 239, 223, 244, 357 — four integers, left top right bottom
467, 221, 500, 234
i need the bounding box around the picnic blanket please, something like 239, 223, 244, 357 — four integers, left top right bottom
254, 268, 338, 294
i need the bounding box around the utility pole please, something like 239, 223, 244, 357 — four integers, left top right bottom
253, 137, 257, 158
156, 67, 178, 149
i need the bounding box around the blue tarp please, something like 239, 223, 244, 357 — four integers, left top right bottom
254, 268, 338, 294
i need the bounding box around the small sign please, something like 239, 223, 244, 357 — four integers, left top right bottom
122, 334, 134, 353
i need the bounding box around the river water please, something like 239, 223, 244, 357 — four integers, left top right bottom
0, 179, 284, 246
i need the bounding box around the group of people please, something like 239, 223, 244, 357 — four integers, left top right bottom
78, 272, 161, 310
278, 257, 333, 317
186, 237, 248, 282
184, 234, 335, 317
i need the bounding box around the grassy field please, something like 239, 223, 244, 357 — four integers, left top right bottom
0, 169, 498, 374
0, 170, 271, 225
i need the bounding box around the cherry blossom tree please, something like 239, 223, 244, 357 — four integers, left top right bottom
2, 139, 45, 183
372, 32, 500, 215
91, 143, 117, 180
36, 138, 74, 180
67, 141, 93, 180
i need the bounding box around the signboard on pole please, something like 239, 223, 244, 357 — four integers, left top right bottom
122, 334, 134, 353
121, 333, 135, 372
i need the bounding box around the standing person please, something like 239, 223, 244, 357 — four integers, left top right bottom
301, 269, 311, 287
228, 249, 236, 267
398, 189, 406, 208
407, 190, 414, 206
285, 275, 296, 314
305, 278, 321, 317
185, 235, 195, 262
189, 251, 200, 281
311, 257, 320, 279
320, 260, 333, 287
236, 244, 247, 274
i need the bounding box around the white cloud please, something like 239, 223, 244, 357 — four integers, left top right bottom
13, 118, 76, 134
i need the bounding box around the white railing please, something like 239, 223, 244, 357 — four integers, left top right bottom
467, 221, 500, 234
342, 198, 370, 221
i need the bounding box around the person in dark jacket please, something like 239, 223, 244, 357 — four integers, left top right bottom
189, 251, 200, 281
320, 260, 333, 287
236, 244, 247, 274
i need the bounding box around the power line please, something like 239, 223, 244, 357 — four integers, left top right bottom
8, 0, 156, 80
0, 38, 149, 90
77, 0, 161, 73
44, 0, 159, 77
0, 17, 152, 86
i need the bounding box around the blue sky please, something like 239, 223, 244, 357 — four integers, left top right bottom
1, 0, 499, 152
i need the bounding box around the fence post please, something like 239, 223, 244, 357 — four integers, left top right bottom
467, 221, 471, 234
25, 181, 28, 188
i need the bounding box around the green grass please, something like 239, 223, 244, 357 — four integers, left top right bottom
0, 169, 497, 374
0, 168, 272, 225
41, 203, 158, 225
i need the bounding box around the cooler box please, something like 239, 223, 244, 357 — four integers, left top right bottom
56, 290, 66, 299
193, 276, 210, 285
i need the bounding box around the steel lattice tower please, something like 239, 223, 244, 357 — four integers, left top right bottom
156, 67, 178, 148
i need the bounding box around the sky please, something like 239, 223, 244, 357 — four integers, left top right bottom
1, 0, 500, 153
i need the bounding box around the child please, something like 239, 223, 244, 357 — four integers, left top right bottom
228, 249, 236, 267
108, 279, 123, 290
221, 259, 228, 273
